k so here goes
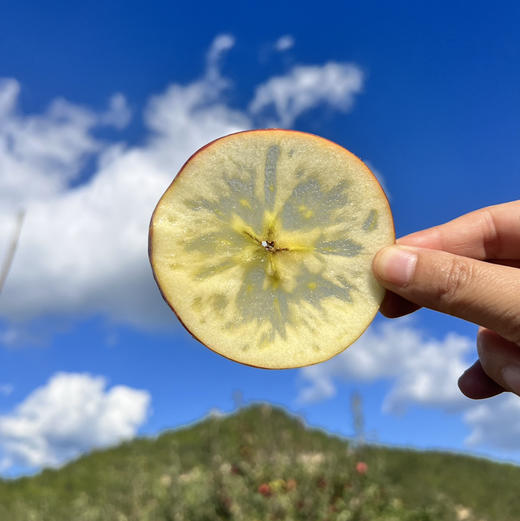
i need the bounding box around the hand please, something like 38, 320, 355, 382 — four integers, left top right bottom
372, 200, 520, 400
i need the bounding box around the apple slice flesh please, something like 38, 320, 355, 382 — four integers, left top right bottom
149, 130, 394, 368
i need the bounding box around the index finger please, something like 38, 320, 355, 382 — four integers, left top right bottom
379, 200, 520, 319
398, 200, 520, 260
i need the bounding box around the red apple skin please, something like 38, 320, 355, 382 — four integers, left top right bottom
148, 129, 395, 369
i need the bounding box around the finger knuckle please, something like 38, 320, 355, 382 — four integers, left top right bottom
436, 257, 473, 304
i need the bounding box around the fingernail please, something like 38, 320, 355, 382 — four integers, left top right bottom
373, 246, 418, 287
501, 366, 520, 394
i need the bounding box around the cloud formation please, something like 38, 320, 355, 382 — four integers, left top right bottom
0, 372, 150, 471
298, 318, 520, 454
249, 63, 363, 126
0, 79, 130, 212
274, 35, 295, 52
465, 394, 520, 450
298, 319, 472, 412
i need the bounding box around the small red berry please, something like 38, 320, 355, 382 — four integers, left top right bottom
258, 483, 272, 497
356, 461, 368, 475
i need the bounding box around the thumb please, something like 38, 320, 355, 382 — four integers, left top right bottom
372, 245, 520, 344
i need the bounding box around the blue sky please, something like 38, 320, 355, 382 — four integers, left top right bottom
0, 1, 519, 476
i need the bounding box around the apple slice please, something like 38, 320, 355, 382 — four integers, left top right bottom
149, 130, 394, 368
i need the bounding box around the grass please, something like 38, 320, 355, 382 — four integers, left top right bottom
0, 404, 518, 520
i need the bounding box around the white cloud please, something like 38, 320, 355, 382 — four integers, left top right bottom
0, 372, 150, 471
299, 319, 520, 453
206, 34, 235, 87
101, 93, 132, 129
249, 62, 364, 127
0, 35, 365, 333
464, 395, 520, 451
0, 79, 131, 212
274, 35, 295, 52
298, 319, 472, 412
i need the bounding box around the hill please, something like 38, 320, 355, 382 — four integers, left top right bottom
0, 404, 518, 520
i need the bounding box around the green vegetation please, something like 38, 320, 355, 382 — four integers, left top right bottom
0, 405, 518, 520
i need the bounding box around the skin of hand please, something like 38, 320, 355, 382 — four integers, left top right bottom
372, 200, 520, 400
